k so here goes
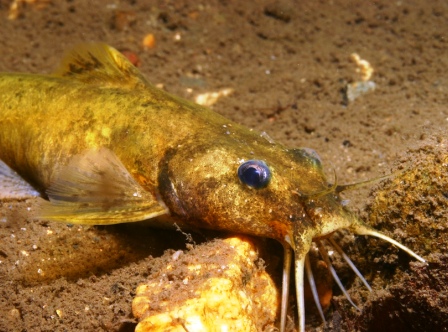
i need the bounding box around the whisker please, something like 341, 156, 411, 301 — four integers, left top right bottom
316, 240, 360, 310
335, 172, 395, 193
327, 236, 372, 292
351, 224, 426, 263
295, 255, 307, 332
305, 255, 327, 324
279, 245, 292, 332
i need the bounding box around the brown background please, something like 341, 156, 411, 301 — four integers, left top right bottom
0, 0, 446, 331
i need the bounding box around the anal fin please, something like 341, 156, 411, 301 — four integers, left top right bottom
40, 148, 168, 225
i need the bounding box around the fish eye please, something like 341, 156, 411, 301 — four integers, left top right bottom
237, 160, 271, 189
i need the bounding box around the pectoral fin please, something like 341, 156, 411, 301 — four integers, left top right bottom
40, 148, 168, 225
0, 160, 41, 199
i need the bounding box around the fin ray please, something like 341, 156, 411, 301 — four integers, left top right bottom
40, 148, 168, 225
52, 42, 149, 89
0, 160, 41, 199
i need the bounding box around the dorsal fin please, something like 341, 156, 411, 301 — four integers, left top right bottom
52, 42, 149, 89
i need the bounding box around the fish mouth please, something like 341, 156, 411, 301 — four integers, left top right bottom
278, 192, 426, 332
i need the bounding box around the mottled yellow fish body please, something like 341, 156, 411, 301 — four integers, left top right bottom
0, 43, 425, 332
0, 70, 232, 193
0, 44, 338, 235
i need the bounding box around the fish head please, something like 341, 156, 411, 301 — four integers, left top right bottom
157, 130, 425, 332
158, 134, 357, 249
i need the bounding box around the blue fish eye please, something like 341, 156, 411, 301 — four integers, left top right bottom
237, 160, 271, 189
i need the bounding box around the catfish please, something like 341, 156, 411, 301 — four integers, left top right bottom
0, 43, 425, 332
